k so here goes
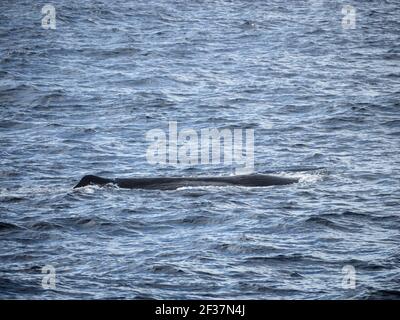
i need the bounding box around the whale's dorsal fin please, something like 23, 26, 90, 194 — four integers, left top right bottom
73, 175, 114, 189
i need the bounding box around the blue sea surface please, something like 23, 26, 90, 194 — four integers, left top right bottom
0, 0, 399, 299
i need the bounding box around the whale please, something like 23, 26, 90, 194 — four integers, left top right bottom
73, 174, 299, 190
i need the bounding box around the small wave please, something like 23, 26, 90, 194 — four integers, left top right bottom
304, 216, 349, 231
0, 196, 25, 203
150, 264, 187, 275
281, 170, 326, 184
305, 28, 327, 35
0, 222, 23, 232
179, 215, 212, 225
382, 119, 400, 128
0, 120, 24, 129
238, 282, 303, 295
342, 210, 370, 218
244, 253, 320, 265
52, 216, 115, 229
0, 277, 44, 296
213, 243, 279, 255
363, 289, 400, 300
28, 221, 63, 231
0, 83, 40, 96
339, 258, 388, 271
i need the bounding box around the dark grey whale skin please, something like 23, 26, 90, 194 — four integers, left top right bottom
73, 174, 299, 190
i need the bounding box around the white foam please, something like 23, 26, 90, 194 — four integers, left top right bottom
280, 171, 325, 185
0, 185, 70, 198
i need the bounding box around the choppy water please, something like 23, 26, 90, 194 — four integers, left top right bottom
1, 0, 400, 299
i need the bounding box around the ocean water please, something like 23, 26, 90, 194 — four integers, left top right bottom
1, 0, 399, 299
